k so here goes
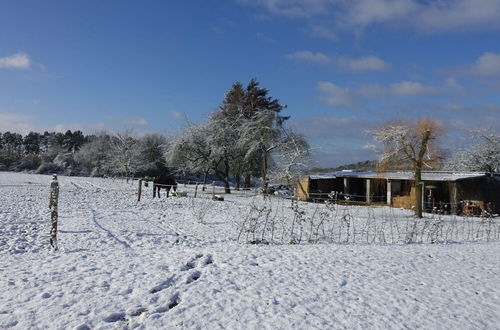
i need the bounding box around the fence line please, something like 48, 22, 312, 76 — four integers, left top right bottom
237, 197, 500, 245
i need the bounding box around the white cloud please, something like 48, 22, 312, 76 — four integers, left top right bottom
285, 50, 331, 64
121, 118, 149, 126
0, 113, 35, 134
285, 51, 389, 71
344, 0, 417, 26
308, 25, 338, 40
337, 56, 388, 71
239, 0, 500, 32
255, 32, 276, 43
0, 53, 31, 69
319, 80, 441, 107
316, 82, 356, 106
446, 77, 464, 91
237, 0, 333, 18
416, 0, 500, 32
358, 81, 439, 97
389, 81, 438, 96
169, 111, 185, 119
470, 52, 500, 76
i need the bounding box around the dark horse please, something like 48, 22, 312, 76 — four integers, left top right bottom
140, 162, 177, 198
153, 174, 177, 198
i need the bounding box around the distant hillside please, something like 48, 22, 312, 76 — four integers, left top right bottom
309, 160, 378, 174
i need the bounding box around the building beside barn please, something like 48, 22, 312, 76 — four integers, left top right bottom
295, 171, 500, 215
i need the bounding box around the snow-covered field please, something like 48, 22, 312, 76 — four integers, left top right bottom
1, 172, 499, 329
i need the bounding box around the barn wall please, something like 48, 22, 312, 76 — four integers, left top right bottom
371, 179, 387, 203
392, 186, 416, 209
295, 177, 309, 201
309, 178, 336, 201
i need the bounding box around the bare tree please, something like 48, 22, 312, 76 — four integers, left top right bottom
370, 118, 443, 218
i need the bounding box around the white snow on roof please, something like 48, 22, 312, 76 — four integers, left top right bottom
309, 171, 489, 181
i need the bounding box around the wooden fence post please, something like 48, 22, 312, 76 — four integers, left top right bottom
137, 179, 142, 202
49, 174, 59, 250
212, 182, 215, 200
194, 183, 198, 198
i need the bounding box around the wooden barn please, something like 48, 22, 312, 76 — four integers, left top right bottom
295, 171, 500, 215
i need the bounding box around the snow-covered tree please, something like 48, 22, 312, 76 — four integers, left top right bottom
447, 130, 500, 172
63, 130, 86, 153
168, 123, 212, 185
270, 129, 311, 186
109, 131, 141, 180
369, 118, 443, 218
239, 79, 288, 190
23, 132, 41, 155
136, 133, 171, 177
0, 132, 23, 164
75, 133, 113, 176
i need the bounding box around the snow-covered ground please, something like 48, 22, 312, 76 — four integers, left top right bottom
1, 172, 499, 329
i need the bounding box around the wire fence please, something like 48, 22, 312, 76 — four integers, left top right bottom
237, 196, 500, 245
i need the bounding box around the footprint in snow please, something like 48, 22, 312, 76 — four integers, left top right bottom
204, 254, 214, 265
150, 275, 175, 294
181, 254, 204, 271
155, 293, 181, 313
181, 261, 196, 271
186, 271, 201, 284
103, 312, 126, 323
74, 324, 91, 330
129, 307, 148, 317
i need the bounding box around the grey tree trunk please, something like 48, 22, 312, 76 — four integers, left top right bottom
234, 174, 241, 191
243, 174, 251, 190
414, 167, 423, 218
261, 150, 269, 191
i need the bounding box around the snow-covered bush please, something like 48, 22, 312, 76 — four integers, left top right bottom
189, 198, 212, 224
35, 162, 64, 174
12, 155, 41, 172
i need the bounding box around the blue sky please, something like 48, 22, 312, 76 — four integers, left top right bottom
1, 0, 500, 167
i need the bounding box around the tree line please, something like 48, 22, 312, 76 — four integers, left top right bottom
1, 80, 498, 200
0, 79, 311, 192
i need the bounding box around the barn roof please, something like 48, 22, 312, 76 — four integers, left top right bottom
308, 171, 492, 181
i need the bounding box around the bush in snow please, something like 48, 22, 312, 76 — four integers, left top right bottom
189, 198, 212, 224
35, 162, 64, 175
12, 154, 41, 172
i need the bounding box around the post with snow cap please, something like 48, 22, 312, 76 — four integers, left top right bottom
49, 174, 59, 250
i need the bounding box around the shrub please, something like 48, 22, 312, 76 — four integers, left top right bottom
35, 162, 64, 174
